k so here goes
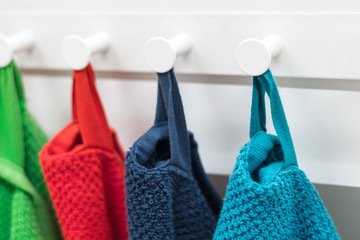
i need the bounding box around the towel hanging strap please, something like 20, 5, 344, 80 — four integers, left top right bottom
250, 69, 297, 168
72, 64, 114, 151
155, 69, 192, 174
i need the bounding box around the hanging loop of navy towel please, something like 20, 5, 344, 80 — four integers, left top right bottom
250, 69, 297, 168
155, 69, 192, 174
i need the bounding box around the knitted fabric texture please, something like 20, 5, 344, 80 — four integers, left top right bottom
214, 70, 339, 240
213, 132, 339, 240
22, 110, 63, 240
41, 142, 128, 240
126, 131, 221, 240
40, 64, 128, 240
126, 69, 222, 240
0, 61, 61, 240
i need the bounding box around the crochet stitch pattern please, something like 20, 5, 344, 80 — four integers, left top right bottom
23, 111, 63, 239
126, 132, 221, 240
0, 61, 60, 240
213, 131, 339, 240
41, 144, 128, 240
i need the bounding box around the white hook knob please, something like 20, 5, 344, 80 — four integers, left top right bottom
144, 33, 193, 73
61, 32, 110, 70
236, 35, 283, 76
0, 31, 35, 67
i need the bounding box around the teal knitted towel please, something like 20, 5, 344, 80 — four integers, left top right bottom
213, 70, 339, 240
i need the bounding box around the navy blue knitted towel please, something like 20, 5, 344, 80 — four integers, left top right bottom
126, 69, 222, 240
214, 70, 339, 239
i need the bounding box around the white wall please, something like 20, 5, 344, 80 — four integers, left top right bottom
2, 0, 360, 12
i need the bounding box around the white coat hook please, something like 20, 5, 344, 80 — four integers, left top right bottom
236, 35, 283, 76
0, 31, 35, 67
61, 32, 110, 70
144, 33, 193, 73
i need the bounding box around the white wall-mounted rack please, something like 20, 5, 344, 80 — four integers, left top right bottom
1, 12, 360, 81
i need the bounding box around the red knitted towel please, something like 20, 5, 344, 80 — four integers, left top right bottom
40, 64, 128, 240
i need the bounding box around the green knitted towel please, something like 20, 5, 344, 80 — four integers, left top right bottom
0, 61, 62, 240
